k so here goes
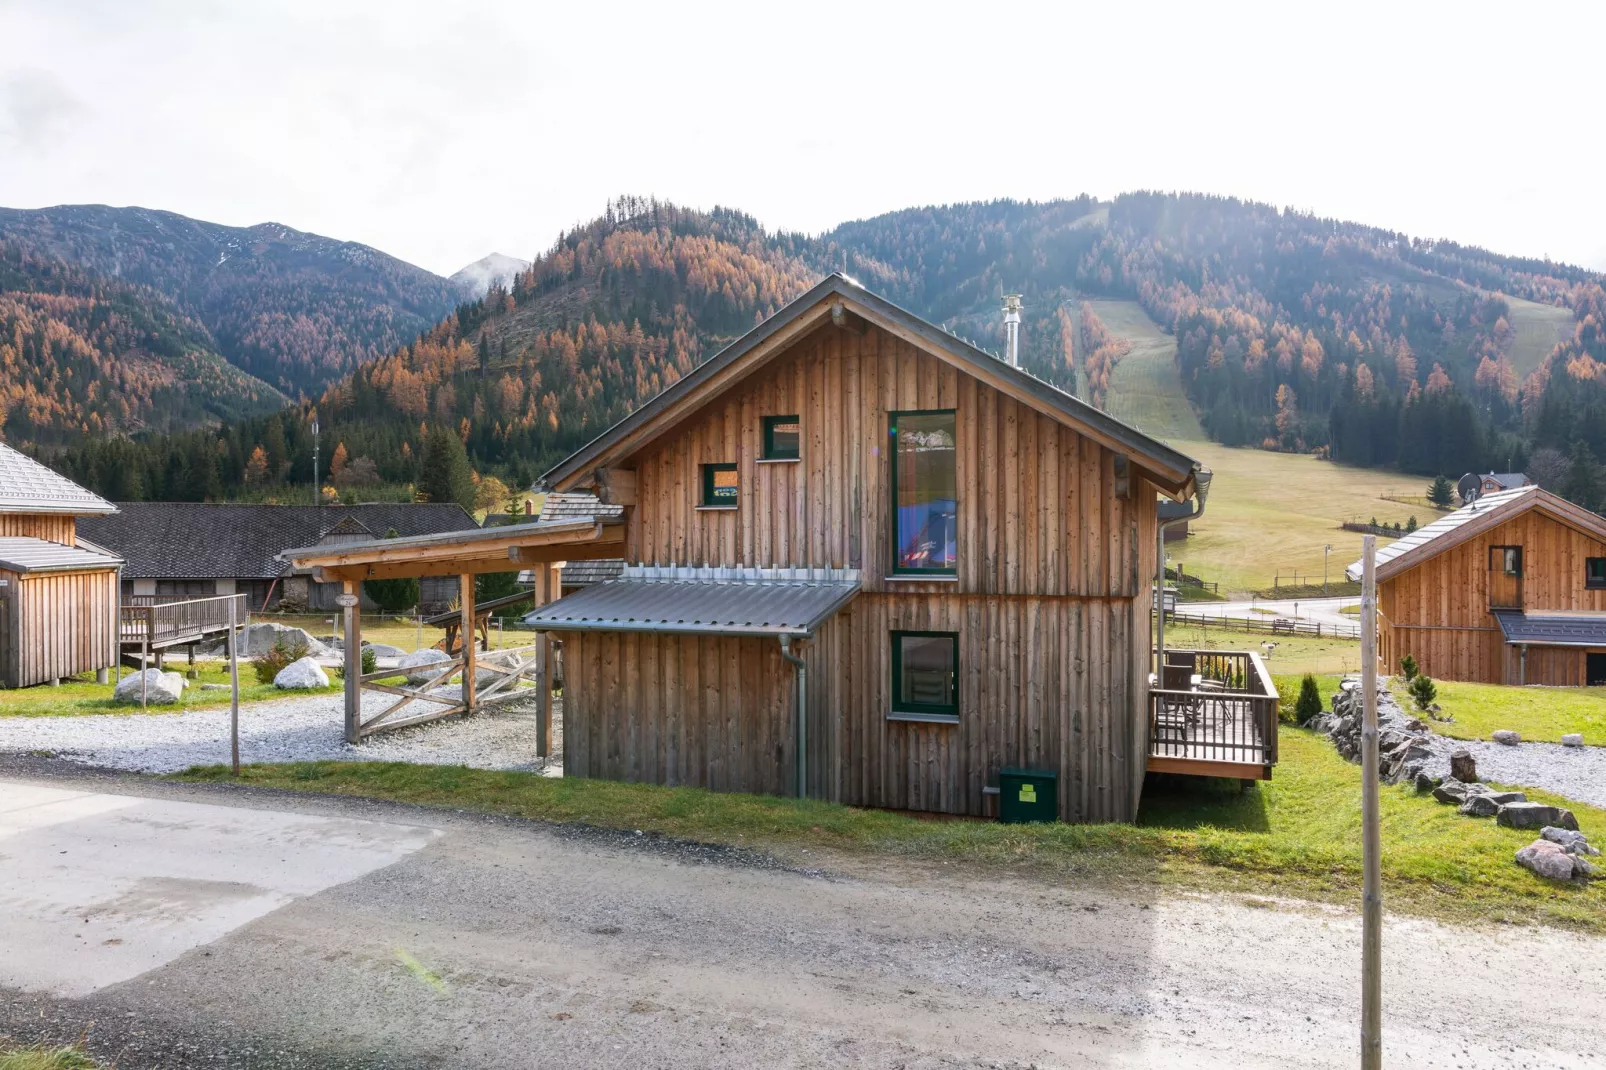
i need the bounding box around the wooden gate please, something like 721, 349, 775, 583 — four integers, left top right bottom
351, 643, 543, 739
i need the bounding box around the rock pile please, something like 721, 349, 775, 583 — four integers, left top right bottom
1306, 680, 1434, 785
1515, 827, 1600, 881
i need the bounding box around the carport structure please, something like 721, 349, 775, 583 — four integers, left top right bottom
281, 515, 623, 746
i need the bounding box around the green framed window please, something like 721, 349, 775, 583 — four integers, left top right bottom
1588, 558, 1606, 589
762, 415, 801, 460
890, 630, 959, 721
701, 462, 739, 507
890, 409, 957, 574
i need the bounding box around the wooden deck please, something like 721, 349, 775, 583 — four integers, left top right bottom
1148, 648, 1279, 780
120, 594, 250, 651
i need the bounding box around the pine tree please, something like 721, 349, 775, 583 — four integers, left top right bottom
418, 424, 476, 511
1427, 475, 1453, 508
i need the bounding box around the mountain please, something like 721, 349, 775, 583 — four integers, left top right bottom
0, 238, 285, 446
0, 204, 461, 396
450, 252, 531, 298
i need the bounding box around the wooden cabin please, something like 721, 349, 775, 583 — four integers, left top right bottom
525, 275, 1234, 823
1349, 485, 1606, 685
0, 443, 121, 688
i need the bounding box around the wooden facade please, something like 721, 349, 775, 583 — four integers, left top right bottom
549, 280, 1201, 823
1378, 496, 1606, 685
1, 567, 119, 688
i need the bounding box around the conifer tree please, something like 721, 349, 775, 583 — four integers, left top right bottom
418, 424, 476, 512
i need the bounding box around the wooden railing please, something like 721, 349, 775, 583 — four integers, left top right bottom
1165, 607, 1360, 639
120, 594, 250, 649
1148, 648, 1280, 772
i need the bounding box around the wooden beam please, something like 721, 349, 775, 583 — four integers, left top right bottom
342, 578, 361, 744
508, 539, 626, 566
292, 522, 606, 573
1145, 756, 1272, 781
594, 467, 637, 507
460, 573, 476, 711
535, 562, 558, 758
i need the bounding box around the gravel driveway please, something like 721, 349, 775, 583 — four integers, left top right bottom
1421, 735, 1606, 809
0, 691, 559, 774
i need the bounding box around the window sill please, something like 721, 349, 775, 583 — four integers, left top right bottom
755, 457, 801, 465
884, 574, 959, 583
695, 504, 738, 512
888, 711, 960, 725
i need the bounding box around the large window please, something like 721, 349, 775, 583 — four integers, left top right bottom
891, 631, 959, 721
700, 462, 739, 508
890, 410, 957, 574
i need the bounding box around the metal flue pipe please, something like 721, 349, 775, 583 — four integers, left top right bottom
1156, 469, 1212, 675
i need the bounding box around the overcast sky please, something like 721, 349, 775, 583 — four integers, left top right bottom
3, 0, 1603, 278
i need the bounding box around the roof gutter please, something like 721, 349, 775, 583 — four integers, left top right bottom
1156, 468, 1212, 676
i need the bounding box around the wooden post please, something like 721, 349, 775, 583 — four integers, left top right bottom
342, 578, 361, 744
460, 573, 476, 710
1360, 535, 1382, 1070
141, 610, 150, 709
229, 596, 240, 775
536, 563, 559, 758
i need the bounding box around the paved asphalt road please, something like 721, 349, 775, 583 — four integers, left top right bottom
2, 764, 1601, 1069
1174, 596, 1362, 638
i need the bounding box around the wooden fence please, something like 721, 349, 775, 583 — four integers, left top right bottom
1165, 607, 1360, 639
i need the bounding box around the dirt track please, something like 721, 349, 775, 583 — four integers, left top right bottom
2, 765, 1601, 1069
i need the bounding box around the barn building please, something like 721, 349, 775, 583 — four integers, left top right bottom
1349, 484, 1606, 685
0, 443, 122, 688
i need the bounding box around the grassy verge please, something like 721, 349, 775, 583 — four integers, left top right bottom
173, 727, 1605, 932
0, 664, 341, 718
0, 1040, 100, 1070
1390, 679, 1606, 745
1164, 623, 1361, 675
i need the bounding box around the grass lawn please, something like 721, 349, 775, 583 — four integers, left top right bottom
259, 613, 532, 654
174, 726, 1605, 932
0, 1040, 100, 1070
1391, 678, 1606, 745
0, 663, 340, 718
1164, 623, 1361, 675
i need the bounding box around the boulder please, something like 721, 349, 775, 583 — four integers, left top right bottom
399, 648, 452, 685
113, 669, 183, 705
363, 643, 407, 658
1459, 794, 1501, 818
1541, 827, 1600, 856
274, 656, 330, 690
1515, 839, 1584, 881
1487, 791, 1527, 805
237, 622, 329, 658
1491, 729, 1521, 746
1413, 769, 1439, 793
1432, 779, 1470, 805
1561, 733, 1584, 748
1449, 748, 1478, 784
1497, 802, 1579, 832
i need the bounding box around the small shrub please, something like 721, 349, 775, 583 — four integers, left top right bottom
252, 636, 308, 684
1399, 654, 1419, 682
1406, 515, 1418, 533
1408, 674, 1438, 711
1294, 674, 1323, 724
335, 645, 378, 680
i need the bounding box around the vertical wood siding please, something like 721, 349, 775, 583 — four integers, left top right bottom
0, 515, 76, 545
8, 568, 118, 687
1382, 510, 1606, 684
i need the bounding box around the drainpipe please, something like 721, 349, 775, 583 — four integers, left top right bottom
779, 635, 807, 799
1156, 469, 1213, 676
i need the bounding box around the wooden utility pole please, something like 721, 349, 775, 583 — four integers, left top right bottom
1360, 535, 1382, 1069
228, 597, 241, 775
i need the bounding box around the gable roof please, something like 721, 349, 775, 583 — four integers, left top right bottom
1345, 486, 1606, 582
0, 536, 121, 573
0, 442, 115, 516
79, 502, 479, 580
541, 274, 1203, 497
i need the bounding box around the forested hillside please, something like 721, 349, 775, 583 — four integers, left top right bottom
0, 204, 461, 395
0, 239, 284, 445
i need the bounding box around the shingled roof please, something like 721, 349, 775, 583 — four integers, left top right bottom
0, 442, 115, 516
79, 502, 478, 580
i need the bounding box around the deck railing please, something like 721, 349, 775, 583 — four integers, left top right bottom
120, 594, 250, 650
1148, 648, 1280, 772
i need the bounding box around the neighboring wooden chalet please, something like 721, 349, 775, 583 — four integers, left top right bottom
1467, 471, 1530, 500
520, 493, 625, 595
0, 443, 122, 687
521, 274, 1229, 823
1349, 485, 1606, 685
80, 502, 479, 612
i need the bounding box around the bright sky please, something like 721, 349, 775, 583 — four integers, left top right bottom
3, 0, 1603, 278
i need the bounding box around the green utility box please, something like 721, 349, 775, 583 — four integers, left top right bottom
998, 767, 1058, 824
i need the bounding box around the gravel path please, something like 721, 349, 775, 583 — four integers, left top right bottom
0, 690, 560, 774
1421, 736, 1606, 809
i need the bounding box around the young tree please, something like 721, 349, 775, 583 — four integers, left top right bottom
1399, 654, 1419, 681
244, 445, 270, 485
1426, 475, 1453, 509
1294, 674, 1323, 724
418, 424, 476, 512
1408, 674, 1438, 712
475, 474, 511, 513
328, 442, 348, 480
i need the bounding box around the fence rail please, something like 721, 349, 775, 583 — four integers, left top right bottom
120, 594, 250, 650
1163, 607, 1360, 639
1149, 647, 1280, 770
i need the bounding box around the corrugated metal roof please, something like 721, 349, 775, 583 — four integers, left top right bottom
524, 566, 861, 637
1493, 610, 1606, 647
0, 536, 122, 573
0, 443, 116, 516
1345, 486, 1538, 581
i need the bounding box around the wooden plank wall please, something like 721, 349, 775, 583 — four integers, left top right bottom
0, 515, 76, 545
11, 569, 118, 687
1383, 510, 1606, 683
626, 321, 1154, 598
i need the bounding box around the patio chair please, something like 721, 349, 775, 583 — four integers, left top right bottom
1162, 663, 1203, 725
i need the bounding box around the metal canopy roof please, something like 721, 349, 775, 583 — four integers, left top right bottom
524, 566, 862, 637
1493, 610, 1606, 648
0, 536, 122, 573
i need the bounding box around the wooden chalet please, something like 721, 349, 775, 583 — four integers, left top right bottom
1350, 484, 1606, 685
0, 443, 122, 688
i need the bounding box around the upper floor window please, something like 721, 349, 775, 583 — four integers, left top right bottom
1588, 558, 1606, 589
700, 463, 738, 508
762, 415, 800, 460
890, 410, 957, 574
1491, 545, 1523, 577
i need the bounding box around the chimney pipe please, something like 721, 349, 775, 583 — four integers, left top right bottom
1002, 294, 1022, 368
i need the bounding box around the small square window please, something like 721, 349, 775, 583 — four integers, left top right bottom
763, 415, 800, 460
891, 631, 959, 721
1587, 558, 1606, 589
700, 463, 739, 507
1490, 545, 1523, 577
